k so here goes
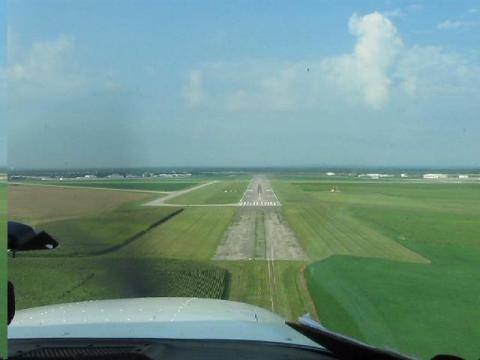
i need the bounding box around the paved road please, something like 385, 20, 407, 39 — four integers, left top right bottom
239, 175, 281, 207
144, 181, 218, 206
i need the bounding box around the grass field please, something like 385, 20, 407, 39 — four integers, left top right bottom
271, 177, 480, 359
8, 176, 480, 359
32, 206, 183, 256
115, 207, 237, 259
168, 180, 248, 204
273, 181, 429, 263
215, 260, 316, 320
8, 183, 235, 310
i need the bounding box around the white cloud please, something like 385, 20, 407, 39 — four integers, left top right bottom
8, 34, 122, 101
8, 35, 87, 99
183, 70, 206, 106
437, 20, 468, 30
182, 12, 479, 113
322, 12, 403, 109
395, 46, 480, 98
469, 8, 478, 14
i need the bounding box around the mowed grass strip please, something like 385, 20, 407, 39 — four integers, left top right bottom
32, 180, 199, 192
168, 181, 248, 204
291, 181, 480, 213
273, 179, 429, 263
9, 257, 228, 310
216, 260, 317, 321
115, 207, 237, 260
30, 206, 182, 257
9, 184, 156, 225
281, 202, 427, 263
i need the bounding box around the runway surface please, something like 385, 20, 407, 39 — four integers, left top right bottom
214, 175, 307, 261
239, 176, 281, 207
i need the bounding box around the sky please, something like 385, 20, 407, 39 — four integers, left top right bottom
5, 0, 480, 169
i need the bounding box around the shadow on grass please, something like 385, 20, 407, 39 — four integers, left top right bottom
16, 208, 184, 258
92, 208, 184, 256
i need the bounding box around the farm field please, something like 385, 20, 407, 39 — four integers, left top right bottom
8, 182, 232, 310
9, 257, 228, 309
8, 175, 480, 359
25, 179, 199, 192
9, 184, 156, 224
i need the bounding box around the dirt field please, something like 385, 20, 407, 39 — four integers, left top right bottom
9, 184, 155, 224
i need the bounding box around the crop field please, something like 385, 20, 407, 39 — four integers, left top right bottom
9, 184, 156, 224
9, 257, 228, 309
8, 175, 480, 359
8, 181, 238, 307
28, 179, 199, 192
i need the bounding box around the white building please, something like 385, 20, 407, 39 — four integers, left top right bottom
423, 174, 448, 179
358, 173, 380, 179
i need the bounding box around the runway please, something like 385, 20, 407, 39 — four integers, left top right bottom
214, 175, 307, 261
239, 175, 281, 207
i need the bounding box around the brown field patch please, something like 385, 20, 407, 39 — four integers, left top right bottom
9, 184, 155, 224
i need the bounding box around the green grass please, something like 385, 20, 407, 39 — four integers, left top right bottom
168, 181, 248, 204
9, 187, 236, 313
115, 207, 237, 260
9, 175, 480, 360
215, 260, 316, 321
33, 205, 182, 256
274, 181, 428, 263
306, 250, 480, 360
9, 257, 228, 310
273, 177, 480, 359
30, 180, 199, 192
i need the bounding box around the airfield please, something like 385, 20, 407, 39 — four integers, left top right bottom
7, 172, 480, 359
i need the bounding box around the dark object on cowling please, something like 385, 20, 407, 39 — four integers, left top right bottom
8, 221, 58, 256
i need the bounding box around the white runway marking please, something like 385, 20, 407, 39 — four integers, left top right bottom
239, 200, 282, 207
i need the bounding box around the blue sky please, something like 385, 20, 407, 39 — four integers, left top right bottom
6, 0, 480, 168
